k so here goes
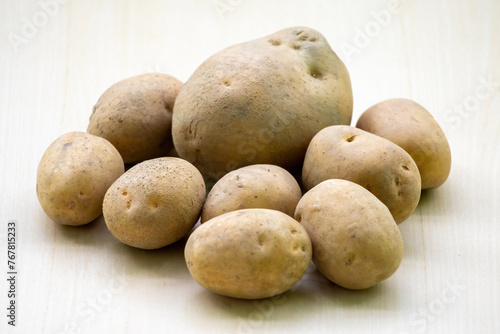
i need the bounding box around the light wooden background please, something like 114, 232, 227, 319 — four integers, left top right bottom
1, 0, 499, 333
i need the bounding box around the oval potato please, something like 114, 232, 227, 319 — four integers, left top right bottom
356, 98, 452, 189
302, 125, 421, 224
201, 164, 302, 223
103, 157, 205, 249
295, 179, 404, 290
185, 209, 312, 299
88, 73, 183, 163
36, 131, 124, 226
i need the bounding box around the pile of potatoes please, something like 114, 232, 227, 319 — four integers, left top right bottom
36, 27, 451, 299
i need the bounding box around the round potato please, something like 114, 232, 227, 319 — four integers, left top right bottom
173, 26, 352, 185
185, 209, 312, 299
295, 179, 404, 290
88, 73, 183, 164
302, 125, 421, 224
103, 157, 205, 249
356, 98, 452, 189
201, 164, 302, 223
36, 131, 124, 226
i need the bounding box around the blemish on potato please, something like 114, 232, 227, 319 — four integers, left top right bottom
395, 176, 402, 186
346, 135, 356, 142
345, 253, 355, 265
269, 39, 281, 46
309, 68, 323, 79
258, 234, 265, 246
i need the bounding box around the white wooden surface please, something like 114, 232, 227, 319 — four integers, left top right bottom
1, 0, 499, 333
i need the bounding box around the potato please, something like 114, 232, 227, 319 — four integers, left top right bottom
185, 209, 312, 299
201, 164, 302, 223
295, 179, 403, 290
36, 131, 124, 226
88, 73, 183, 164
356, 98, 452, 189
103, 157, 205, 249
172, 26, 352, 185
302, 125, 421, 224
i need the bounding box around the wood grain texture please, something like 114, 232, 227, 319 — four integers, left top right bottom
1, 0, 499, 333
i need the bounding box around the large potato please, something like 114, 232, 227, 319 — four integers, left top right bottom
302, 125, 421, 224
88, 73, 183, 163
173, 26, 352, 184
295, 179, 404, 290
356, 98, 452, 189
103, 157, 205, 249
201, 164, 302, 223
185, 209, 312, 299
36, 132, 124, 226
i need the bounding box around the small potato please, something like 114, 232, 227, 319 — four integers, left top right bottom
103, 157, 205, 249
302, 125, 421, 224
36, 131, 124, 226
201, 164, 302, 223
185, 209, 312, 299
295, 179, 404, 290
356, 98, 452, 189
88, 73, 183, 164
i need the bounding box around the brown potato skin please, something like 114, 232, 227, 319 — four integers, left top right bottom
201, 164, 302, 223
103, 157, 205, 250
88, 73, 183, 164
172, 27, 353, 184
185, 209, 312, 299
295, 179, 403, 290
302, 126, 421, 224
356, 98, 452, 189
36, 132, 124, 226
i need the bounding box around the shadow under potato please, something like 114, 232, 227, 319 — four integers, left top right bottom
193, 263, 397, 323
418, 188, 438, 208
56, 214, 190, 279
109, 235, 190, 280
56, 215, 111, 247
